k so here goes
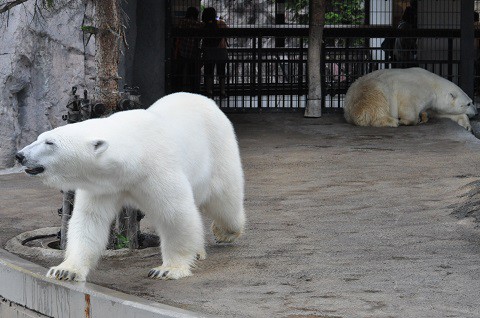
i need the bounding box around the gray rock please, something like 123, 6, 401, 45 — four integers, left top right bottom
0, 1, 96, 168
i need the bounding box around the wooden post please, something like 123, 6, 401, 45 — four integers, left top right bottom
118, 207, 139, 249
60, 191, 74, 250
304, 0, 326, 118
94, 0, 122, 111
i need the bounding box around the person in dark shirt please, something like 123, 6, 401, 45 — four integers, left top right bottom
201, 7, 229, 98
174, 7, 203, 92
394, 6, 418, 68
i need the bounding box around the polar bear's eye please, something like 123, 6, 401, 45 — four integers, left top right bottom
45, 141, 54, 145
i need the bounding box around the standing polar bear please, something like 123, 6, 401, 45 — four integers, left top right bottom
344, 67, 477, 131
16, 92, 245, 281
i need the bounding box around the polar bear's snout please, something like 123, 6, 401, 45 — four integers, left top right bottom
16, 150, 46, 176
467, 102, 478, 117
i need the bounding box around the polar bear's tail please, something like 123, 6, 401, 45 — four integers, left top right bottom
344, 81, 398, 127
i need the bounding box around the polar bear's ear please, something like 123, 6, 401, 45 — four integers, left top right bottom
91, 140, 108, 155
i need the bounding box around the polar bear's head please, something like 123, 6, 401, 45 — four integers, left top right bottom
438, 88, 477, 118
15, 120, 121, 192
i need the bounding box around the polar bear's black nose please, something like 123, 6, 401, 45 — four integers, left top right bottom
15, 152, 25, 164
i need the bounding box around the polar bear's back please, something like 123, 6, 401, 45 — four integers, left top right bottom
147, 93, 242, 204
343, 68, 443, 127
148, 92, 229, 127
360, 67, 440, 86
146, 93, 237, 154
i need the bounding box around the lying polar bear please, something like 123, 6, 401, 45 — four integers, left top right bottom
344, 67, 477, 131
16, 92, 245, 281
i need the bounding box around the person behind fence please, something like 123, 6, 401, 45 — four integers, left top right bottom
174, 7, 203, 93
201, 7, 229, 98
394, 6, 418, 68
381, 36, 395, 68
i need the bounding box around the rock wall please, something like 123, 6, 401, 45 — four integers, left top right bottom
0, 1, 96, 168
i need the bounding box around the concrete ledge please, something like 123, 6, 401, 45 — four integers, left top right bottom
0, 248, 206, 318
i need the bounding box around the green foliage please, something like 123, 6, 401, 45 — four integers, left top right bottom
285, 0, 309, 24
325, 0, 364, 25
285, 0, 365, 25
115, 234, 130, 249
43, 0, 54, 8
81, 25, 98, 34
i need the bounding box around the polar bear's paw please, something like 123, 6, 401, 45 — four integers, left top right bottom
46, 264, 86, 281
212, 222, 241, 243
147, 265, 192, 280
196, 249, 207, 261
456, 116, 472, 132
419, 112, 429, 124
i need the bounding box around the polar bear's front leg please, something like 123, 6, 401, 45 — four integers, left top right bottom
432, 113, 472, 131
448, 114, 472, 131
456, 114, 473, 132
46, 191, 121, 281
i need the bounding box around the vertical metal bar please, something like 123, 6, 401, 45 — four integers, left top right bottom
343, 38, 351, 110
447, 38, 453, 81
251, 37, 256, 109
364, 0, 370, 25
257, 36, 263, 109
275, 0, 286, 48
234, 49, 237, 109
165, 0, 173, 94
460, 0, 475, 98
299, 37, 304, 109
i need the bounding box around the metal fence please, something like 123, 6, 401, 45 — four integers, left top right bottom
167, 0, 478, 112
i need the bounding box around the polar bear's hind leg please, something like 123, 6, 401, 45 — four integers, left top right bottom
203, 192, 245, 243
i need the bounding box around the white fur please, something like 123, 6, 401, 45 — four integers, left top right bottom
18, 92, 245, 281
344, 67, 477, 131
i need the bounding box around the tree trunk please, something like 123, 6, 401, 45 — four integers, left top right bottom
94, 0, 121, 111
95, 0, 142, 249
60, 191, 74, 250
304, 0, 326, 118
60, 0, 138, 250
118, 207, 140, 249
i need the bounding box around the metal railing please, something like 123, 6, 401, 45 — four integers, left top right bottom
167, 27, 465, 111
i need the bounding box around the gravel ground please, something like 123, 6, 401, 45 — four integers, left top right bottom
1, 113, 480, 318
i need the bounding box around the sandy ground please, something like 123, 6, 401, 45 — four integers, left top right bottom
1, 113, 480, 317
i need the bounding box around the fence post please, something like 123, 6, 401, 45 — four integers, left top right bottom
460, 0, 474, 98
305, 0, 325, 118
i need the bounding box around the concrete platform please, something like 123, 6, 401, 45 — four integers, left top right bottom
0, 248, 205, 318
1, 113, 480, 317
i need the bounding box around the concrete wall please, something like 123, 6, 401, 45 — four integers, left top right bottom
0, 296, 50, 318
0, 248, 203, 318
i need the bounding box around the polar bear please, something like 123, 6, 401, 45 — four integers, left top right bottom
16, 92, 245, 281
344, 67, 477, 131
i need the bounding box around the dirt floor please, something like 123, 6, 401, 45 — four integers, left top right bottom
2, 113, 480, 317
